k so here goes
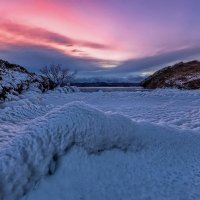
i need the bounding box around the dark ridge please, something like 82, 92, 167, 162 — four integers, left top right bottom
141, 60, 200, 89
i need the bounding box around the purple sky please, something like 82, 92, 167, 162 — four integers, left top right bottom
0, 0, 200, 81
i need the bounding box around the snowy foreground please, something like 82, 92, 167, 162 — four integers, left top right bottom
1, 88, 200, 200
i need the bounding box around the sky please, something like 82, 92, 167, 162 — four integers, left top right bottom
0, 0, 200, 82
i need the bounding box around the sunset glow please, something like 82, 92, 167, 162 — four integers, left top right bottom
0, 0, 200, 77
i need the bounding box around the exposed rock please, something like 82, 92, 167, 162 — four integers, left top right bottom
141, 60, 200, 89
0, 59, 56, 102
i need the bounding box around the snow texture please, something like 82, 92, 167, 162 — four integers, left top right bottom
0, 59, 56, 103
1, 89, 200, 200
0, 102, 136, 200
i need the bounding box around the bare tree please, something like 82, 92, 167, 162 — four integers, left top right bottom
40, 64, 75, 86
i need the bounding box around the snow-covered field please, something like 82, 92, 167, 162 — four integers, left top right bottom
1, 88, 200, 200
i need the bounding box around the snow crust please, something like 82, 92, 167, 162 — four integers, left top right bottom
7, 88, 200, 131
0, 68, 30, 89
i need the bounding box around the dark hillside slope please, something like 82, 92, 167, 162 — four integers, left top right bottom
0, 59, 55, 102
141, 61, 200, 89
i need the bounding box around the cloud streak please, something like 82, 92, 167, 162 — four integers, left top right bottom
113, 46, 200, 73
0, 20, 113, 50
1, 42, 200, 82
0, 45, 100, 72
0, 42, 118, 72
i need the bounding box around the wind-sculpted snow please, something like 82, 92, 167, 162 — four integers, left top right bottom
1, 89, 200, 199
0, 102, 137, 200
0, 104, 53, 124
24, 121, 200, 200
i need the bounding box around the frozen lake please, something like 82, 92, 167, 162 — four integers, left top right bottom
79, 86, 150, 92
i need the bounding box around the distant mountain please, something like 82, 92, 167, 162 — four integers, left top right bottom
71, 82, 139, 87
0, 59, 55, 102
141, 60, 200, 89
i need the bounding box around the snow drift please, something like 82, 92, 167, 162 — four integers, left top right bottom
2, 90, 200, 200
0, 102, 137, 200
23, 120, 200, 200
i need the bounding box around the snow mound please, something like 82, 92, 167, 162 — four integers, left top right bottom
24, 121, 200, 200
0, 102, 137, 200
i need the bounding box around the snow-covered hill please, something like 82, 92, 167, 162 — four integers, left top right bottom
141, 60, 200, 89
0, 59, 55, 102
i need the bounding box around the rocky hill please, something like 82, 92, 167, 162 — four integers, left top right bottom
141, 60, 200, 89
0, 59, 55, 102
